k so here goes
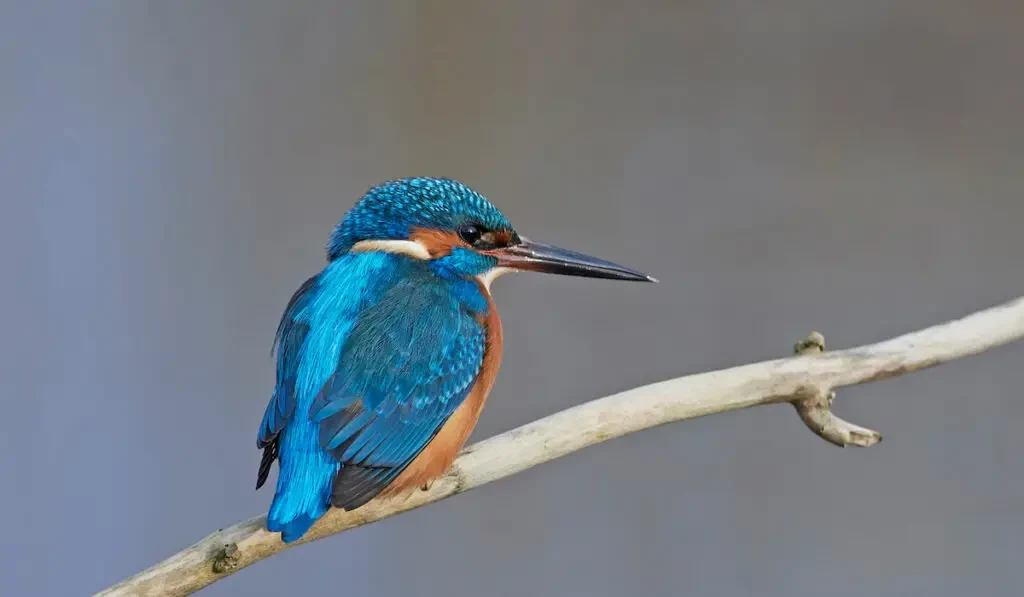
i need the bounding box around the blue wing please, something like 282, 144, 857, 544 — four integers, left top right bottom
255, 255, 487, 512
256, 252, 409, 491
296, 272, 487, 509
309, 273, 486, 509
255, 275, 315, 489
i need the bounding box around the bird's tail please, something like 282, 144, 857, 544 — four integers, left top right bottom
265, 433, 339, 543
266, 508, 323, 544
267, 475, 333, 543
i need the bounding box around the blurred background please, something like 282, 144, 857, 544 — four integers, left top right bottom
2, 1, 1023, 595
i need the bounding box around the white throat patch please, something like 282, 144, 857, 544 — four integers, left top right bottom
350, 239, 431, 260
477, 267, 513, 291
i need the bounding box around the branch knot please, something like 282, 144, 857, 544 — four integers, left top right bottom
212, 543, 240, 574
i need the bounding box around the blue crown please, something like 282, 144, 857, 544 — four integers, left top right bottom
327, 177, 514, 260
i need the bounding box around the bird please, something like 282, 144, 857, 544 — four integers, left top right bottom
256, 177, 655, 543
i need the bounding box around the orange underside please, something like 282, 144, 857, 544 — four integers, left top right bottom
383, 281, 503, 495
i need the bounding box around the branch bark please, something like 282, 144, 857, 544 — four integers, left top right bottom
98, 296, 1024, 596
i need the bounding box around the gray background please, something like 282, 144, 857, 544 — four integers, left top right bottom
2, 1, 1023, 595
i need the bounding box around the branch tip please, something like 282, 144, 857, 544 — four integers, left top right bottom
793, 391, 883, 448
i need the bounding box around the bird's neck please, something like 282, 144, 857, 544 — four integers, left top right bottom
424, 257, 501, 316
336, 248, 498, 315
438, 272, 491, 315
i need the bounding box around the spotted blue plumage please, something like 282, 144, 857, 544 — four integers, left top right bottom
327, 177, 512, 259
257, 178, 505, 543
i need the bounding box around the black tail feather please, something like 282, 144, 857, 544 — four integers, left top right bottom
256, 436, 279, 490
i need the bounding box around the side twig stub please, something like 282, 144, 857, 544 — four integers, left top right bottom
791, 331, 882, 447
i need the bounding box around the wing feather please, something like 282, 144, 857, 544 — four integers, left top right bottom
314, 274, 487, 509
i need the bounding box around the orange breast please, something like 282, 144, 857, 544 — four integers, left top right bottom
383, 281, 503, 495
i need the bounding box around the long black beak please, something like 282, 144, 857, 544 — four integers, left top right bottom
489, 239, 657, 282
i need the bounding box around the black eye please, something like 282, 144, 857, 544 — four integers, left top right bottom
458, 223, 483, 245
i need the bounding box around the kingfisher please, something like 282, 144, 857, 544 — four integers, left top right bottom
256, 177, 655, 542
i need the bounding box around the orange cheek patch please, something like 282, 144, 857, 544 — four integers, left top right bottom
409, 227, 468, 258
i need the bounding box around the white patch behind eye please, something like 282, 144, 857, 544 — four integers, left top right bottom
477, 267, 513, 291
350, 239, 431, 260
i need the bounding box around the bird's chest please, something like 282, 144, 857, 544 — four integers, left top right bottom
385, 283, 502, 494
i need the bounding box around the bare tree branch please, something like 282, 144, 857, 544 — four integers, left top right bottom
97, 296, 1024, 596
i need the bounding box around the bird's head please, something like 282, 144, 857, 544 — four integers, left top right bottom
327, 177, 656, 287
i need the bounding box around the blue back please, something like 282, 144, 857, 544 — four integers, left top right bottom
257, 250, 491, 541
